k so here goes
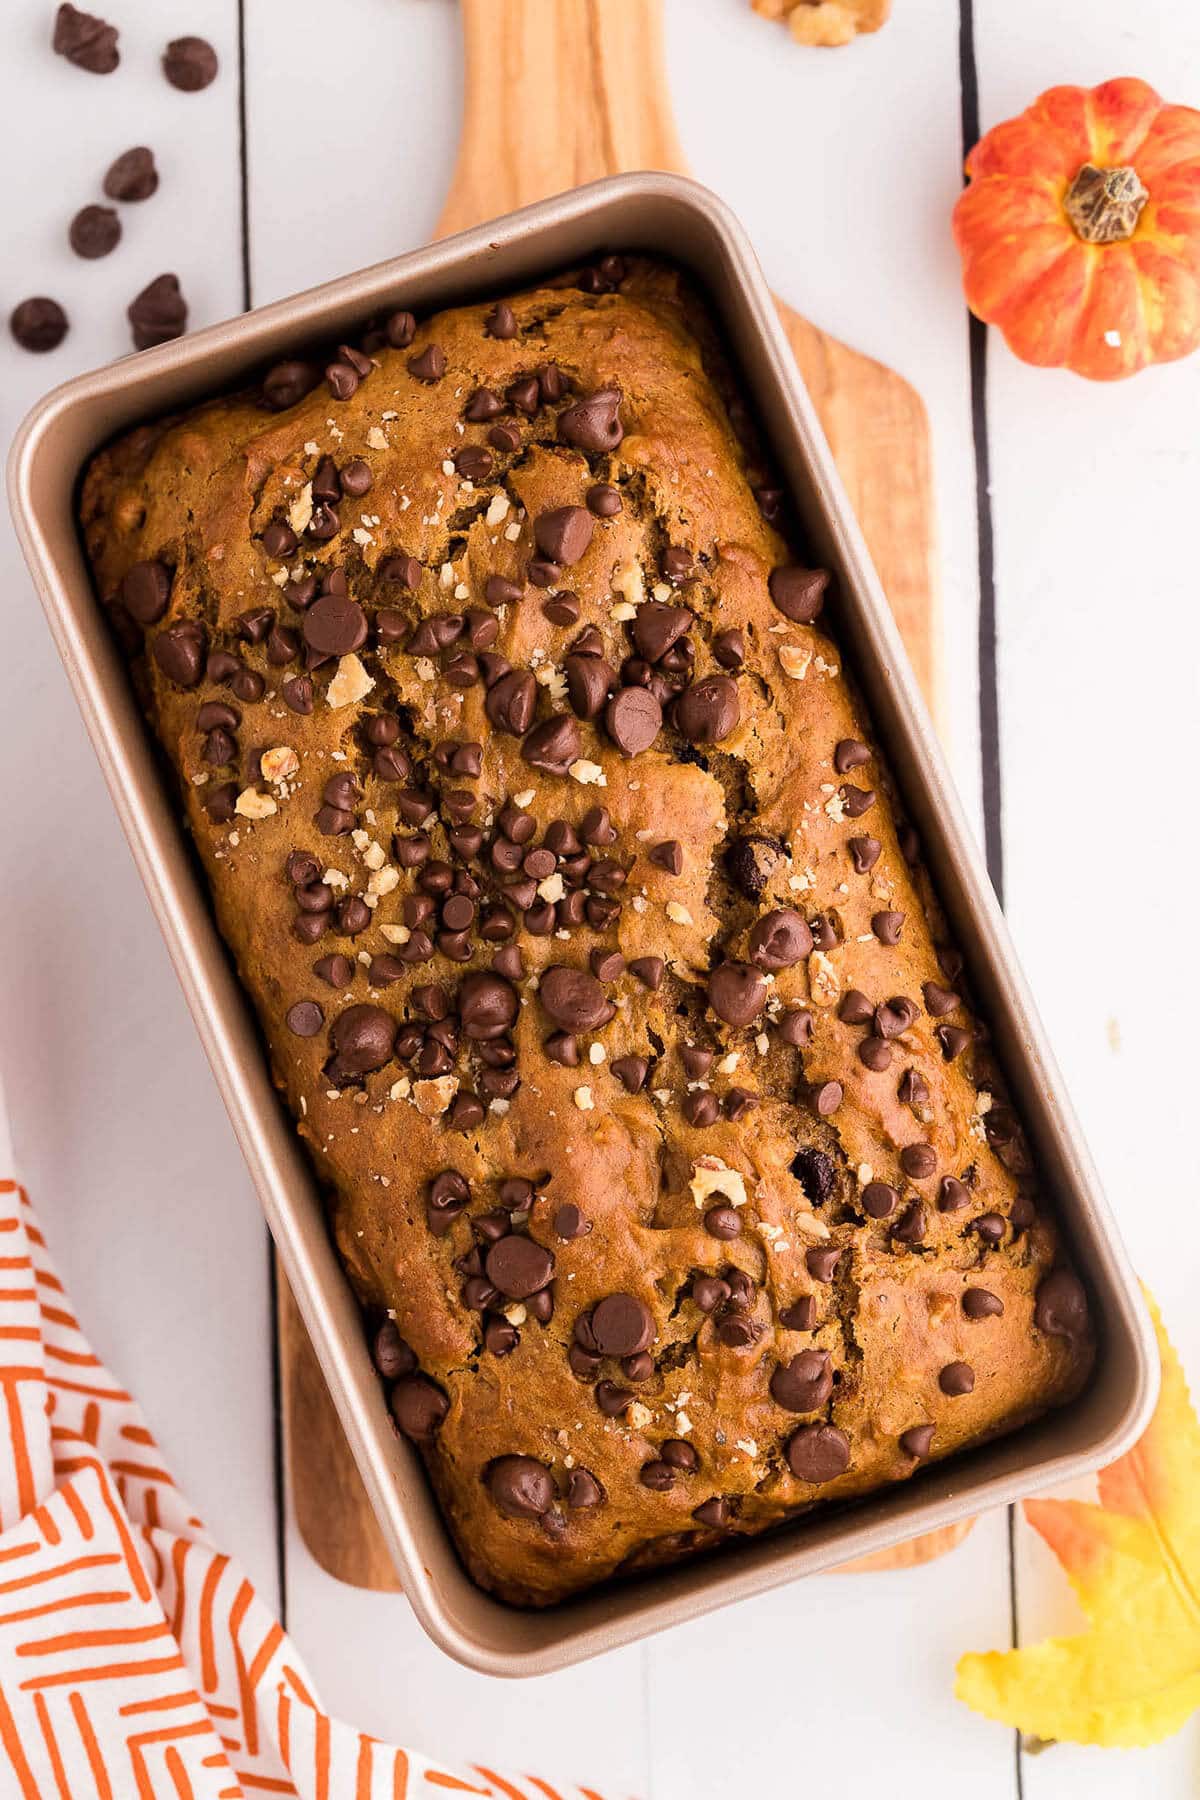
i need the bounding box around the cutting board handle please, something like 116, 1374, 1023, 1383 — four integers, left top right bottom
436, 0, 687, 239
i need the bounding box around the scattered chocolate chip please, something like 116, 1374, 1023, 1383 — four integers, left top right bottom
805, 1247, 841, 1283
834, 738, 871, 774
963, 1287, 1004, 1320
858, 1036, 893, 1073
53, 3, 118, 72
780, 1296, 817, 1332
558, 387, 623, 452
892, 1200, 927, 1245
632, 602, 691, 664
778, 1008, 814, 1048
629, 956, 664, 991
1034, 1269, 1089, 1339
68, 202, 121, 260
371, 1319, 415, 1381
314, 954, 353, 989
485, 1236, 554, 1300
693, 1496, 732, 1529
407, 344, 446, 383
152, 619, 206, 687
540, 965, 610, 1033
839, 784, 876, 819
484, 301, 517, 339
566, 1468, 605, 1508
586, 483, 622, 518
937, 1024, 971, 1061
389, 1373, 448, 1441
10, 297, 67, 352
286, 1000, 324, 1038
535, 506, 593, 567
587, 1293, 655, 1357
899, 1143, 937, 1179
707, 962, 767, 1028
770, 1349, 833, 1413
128, 273, 187, 350
302, 593, 367, 658
683, 1091, 720, 1128
837, 990, 873, 1027
769, 564, 829, 624
553, 1204, 589, 1241
521, 714, 581, 774
120, 559, 172, 625
485, 1455, 555, 1519
712, 628, 745, 670
862, 1181, 898, 1220
281, 675, 313, 714
262, 360, 318, 410
785, 1423, 850, 1484
104, 145, 158, 202
900, 1424, 934, 1460
162, 34, 218, 90
563, 653, 613, 719
748, 909, 813, 970
328, 1004, 395, 1076
849, 835, 881, 874
939, 1361, 975, 1397
675, 674, 740, 744
606, 685, 661, 756
458, 971, 518, 1041
922, 980, 960, 1017
871, 909, 904, 946
938, 1175, 970, 1212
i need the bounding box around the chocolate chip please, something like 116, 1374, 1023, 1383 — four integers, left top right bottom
707, 962, 767, 1028
849, 835, 881, 874
521, 714, 581, 774
371, 1319, 415, 1382
104, 145, 158, 202
335, 897, 371, 937
314, 954, 353, 989
937, 1024, 971, 1061
407, 344, 446, 383
286, 1000, 324, 1037
341, 459, 372, 500
632, 602, 691, 664
769, 565, 829, 624
152, 620, 206, 687
485, 1236, 554, 1299
540, 965, 610, 1033
299, 595, 365, 660
262, 360, 318, 410
892, 1200, 927, 1245
282, 676, 313, 714
483, 671, 535, 737
162, 34, 218, 90
862, 1181, 898, 1220
805, 1247, 841, 1283
10, 297, 67, 352
566, 1468, 605, 1508
748, 909, 812, 971
639, 1459, 676, 1492
693, 1497, 732, 1528
607, 1055, 646, 1096
594, 1380, 632, 1416
899, 1143, 937, 1180
587, 483, 622, 518
963, 1287, 1004, 1320
1034, 1269, 1088, 1340
389, 1373, 447, 1441
839, 784, 875, 819
811, 1080, 844, 1117
484, 1455, 555, 1520
53, 3, 118, 71
683, 1091, 720, 1128
859, 1036, 893, 1073
644, 841, 681, 880
785, 1423, 849, 1484
120, 559, 172, 625
778, 1009, 814, 1048
454, 444, 493, 483
838, 989, 873, 1027
378, 309, 415, 351
562, 653, 612, 720
535, 507, 593, 567
780, 1296, 817, 1332
606, 686, 662, 756
458, 971, 517, 1040
770, 1349, 833, 1413
629, 956, 664, 991
128, 273, 187, 350
553, 1205, 590, 1241
68, 203, 120, 260
675, 674, 740, 744
939, 1361, 975, 1396
791, 1147, 835, 1206
328, 1004, 395, 1076
484, 301, 517, 339
938, 1175, 970, 1212
588, 1294, 654, 1357
558, 387, 623, 452
711, 628, 745, 670
900, 1424, 934, 1460
871, 910, 904, 946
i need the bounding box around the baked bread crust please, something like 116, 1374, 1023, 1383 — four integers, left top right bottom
80, 259, 1092, 1606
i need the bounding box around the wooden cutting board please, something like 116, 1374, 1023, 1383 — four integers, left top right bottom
281, 0, 962, 1592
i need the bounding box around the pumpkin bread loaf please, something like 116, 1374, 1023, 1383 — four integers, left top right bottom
79, 258, 1093, 1606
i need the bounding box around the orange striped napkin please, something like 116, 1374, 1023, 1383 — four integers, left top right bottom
0, 1100, 612, 1799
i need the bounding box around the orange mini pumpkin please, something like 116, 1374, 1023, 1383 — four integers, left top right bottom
953, 78, 1200, 379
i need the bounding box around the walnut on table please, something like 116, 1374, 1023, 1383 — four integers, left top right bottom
752, 0, 891, 47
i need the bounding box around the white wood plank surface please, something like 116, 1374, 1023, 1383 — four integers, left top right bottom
0, 0, 1196, 1793
974, 5, 1200, 1793
0, 0, 280, 1607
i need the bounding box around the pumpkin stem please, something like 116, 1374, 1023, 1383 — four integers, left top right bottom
1064, 163, 1149, 244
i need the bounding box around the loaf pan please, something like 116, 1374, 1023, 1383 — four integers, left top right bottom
8, 173, 1157, 1676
